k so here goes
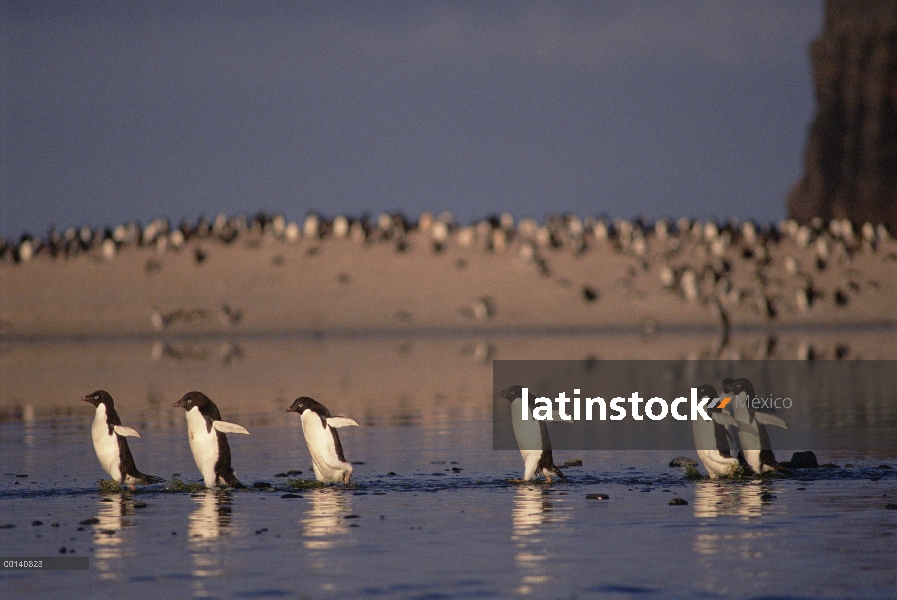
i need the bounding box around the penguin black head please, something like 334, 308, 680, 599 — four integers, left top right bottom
496, 385, 524, 402
696, 384, 718, 402
286, 397, 329, 417
82, 390, 114, 408
721, 378, 735, 393
174, 391, 214, 412
729, 378, 755, 397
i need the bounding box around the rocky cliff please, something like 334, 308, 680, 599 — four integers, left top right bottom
788, 0, 897, 226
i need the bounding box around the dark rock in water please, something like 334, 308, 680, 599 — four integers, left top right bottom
844, 464, 854, 468
885, 503, 897, 510
562, 459, 583, 468
351, 461, 365, 465
0, 524, 16, 529
274, 473, 288, 478
451, 467, 463, 473
133, 502, 147, 509
15, 474, 28, 478
252, 482, 271, 489
669, 498, 688, 506
344, 514, 360, 519
287, 470, 303, 476
59, 547, 67, 554
31, 520, 43, 526
281, 493, 303, 499
760, 493, 776, 501
669, 457, 698, 468
789, 451, 819, 469
586, 493, 609, 500
385, 472, 398, 477
878, 464, 892, 470
788, 0, 897, 226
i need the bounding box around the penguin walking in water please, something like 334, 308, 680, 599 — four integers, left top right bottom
691, 384, 742, 479
726, 378, 788, 474
287, 397, 358, 484
174, 391, 249, 488
720, 378, 746, 463
496, 385, 565, 482
82, 390, 164, 489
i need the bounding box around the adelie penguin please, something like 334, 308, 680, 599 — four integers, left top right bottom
286, 397, 358, 484
691, 384, 742, 479
725, 378, 788, 474
174, 391, 249, 488
496, 385, 565, 482
82, 390, 164, 489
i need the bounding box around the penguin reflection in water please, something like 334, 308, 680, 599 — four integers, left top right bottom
287, 397, 359, 484
496, 385, 565, 482
174, 391, 250, 488
692, 384, 743, 479
82, 390, 164, 489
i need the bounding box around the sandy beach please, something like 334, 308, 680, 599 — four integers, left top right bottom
2, 216, 896, 339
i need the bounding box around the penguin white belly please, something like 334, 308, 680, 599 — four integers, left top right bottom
520, 449, 545, 481
696, 449, 740, 479
692, 419, 738, 478
92, 406, 122, 481
301, 414, 352, 484
511, 398, 549, 480
186, 408, 220, 487
732, 393, 762, 472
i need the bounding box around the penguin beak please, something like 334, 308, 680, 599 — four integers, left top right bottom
173, 399, 182, 408
80, 395, 95, 405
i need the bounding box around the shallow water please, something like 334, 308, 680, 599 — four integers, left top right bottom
1, 334, 896, 598
1, 414, 896, 599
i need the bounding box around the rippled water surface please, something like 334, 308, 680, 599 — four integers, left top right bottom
1, 334, 896, 599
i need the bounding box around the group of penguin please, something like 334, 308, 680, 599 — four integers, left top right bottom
496, 378, 789, 482
84, 377, 787, 490
82, 390, 358, 489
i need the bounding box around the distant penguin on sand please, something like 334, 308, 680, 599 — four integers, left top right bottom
726, 378, 788, 473
287, 397, 359, 484
496, 385, 565, 482
174, 391, 249, 488
691, 384, 742, 479
82, 390, 164, 488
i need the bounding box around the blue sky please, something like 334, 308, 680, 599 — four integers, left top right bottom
0, 1, 823, 238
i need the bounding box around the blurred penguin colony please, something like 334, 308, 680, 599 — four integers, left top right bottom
3, 211, 895, 320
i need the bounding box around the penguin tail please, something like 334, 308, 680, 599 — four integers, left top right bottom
222, 472, 245, 489
545, 466, 566, 481
137, 473, 165, 485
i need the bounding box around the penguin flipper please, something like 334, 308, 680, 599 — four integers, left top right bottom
113, 425, 142, 438
736, 420, 758, 435
212, 420, 250, 435
326, 416, 359, 428
753, 412, 788, 429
